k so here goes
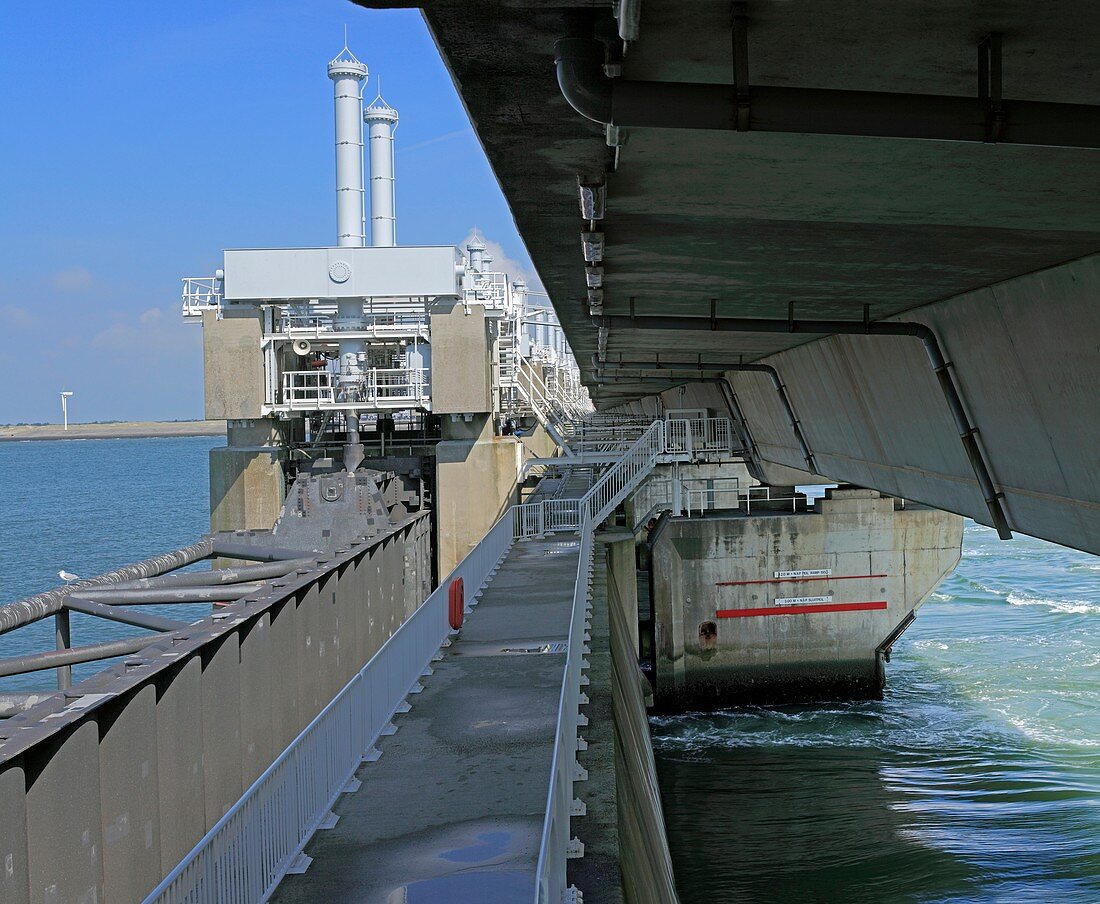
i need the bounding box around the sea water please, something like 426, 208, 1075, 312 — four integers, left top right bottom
654, 520, 1100, 902
0, 435, 221, 691
1, 439, 1096, 900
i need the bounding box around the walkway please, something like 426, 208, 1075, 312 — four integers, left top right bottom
272, 531, 582, 903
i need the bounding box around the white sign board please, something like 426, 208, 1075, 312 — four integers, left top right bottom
774, 569, 831, 579
774, 596, 833, 606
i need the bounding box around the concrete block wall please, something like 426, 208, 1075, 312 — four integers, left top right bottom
428, 302, 492, 414
650, 489, 962, 707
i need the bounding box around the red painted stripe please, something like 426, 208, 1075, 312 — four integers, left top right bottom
716, 601, 888, 618
716, 574, 887, 587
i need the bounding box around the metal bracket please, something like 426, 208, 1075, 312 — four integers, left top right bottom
732, 1, 751, 130
979, 33, 1005, 142
286, 853, 313, 874
566, 838, 586, 859
571, 798, 588, 816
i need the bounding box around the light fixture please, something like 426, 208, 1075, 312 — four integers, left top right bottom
577, 179, 606, 220
585, 266, 603, 289
588, 289, 604, 314
581, 231, 604, 263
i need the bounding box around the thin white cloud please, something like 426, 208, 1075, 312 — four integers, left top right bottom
1, 305, 34, 329
47, 267, 95, 292
460, 229, 545, 294
401, 129, 469, 154
91, 307, 198, 356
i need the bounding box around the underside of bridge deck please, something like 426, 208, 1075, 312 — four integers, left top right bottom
357, 0, 1100, 554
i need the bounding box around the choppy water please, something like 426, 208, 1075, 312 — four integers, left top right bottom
654, 521, 1100, 903
0, 435, 221, 692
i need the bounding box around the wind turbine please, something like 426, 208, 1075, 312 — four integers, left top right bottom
60, 391, 74, 430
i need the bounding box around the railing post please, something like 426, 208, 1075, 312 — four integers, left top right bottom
54, 609, 71, 690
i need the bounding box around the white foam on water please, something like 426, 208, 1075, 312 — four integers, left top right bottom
1005, 592, 1099, 615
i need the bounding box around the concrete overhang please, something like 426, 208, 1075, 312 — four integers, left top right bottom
355, 0, 1100, 553
355, 0, 1100, 400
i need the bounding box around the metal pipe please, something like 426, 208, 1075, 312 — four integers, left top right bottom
601, 313, 1010, 538
76, 584, 266, 605
364, 98, 399, 247
0, 635, 162, 679
65, 598, 190, 632
554, 37, 1100, 148
54, 610, 71, 691
211, 539, 320, 562
593, 360, 817, 473
0, 539, 213, 636
328, 48, 368, 247
109, 558, 314, 591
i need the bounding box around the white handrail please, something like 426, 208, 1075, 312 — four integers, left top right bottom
533, 507, 593, 904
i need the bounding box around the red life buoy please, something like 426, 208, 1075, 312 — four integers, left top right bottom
448, 577, 465, 630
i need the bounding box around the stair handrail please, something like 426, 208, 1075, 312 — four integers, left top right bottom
579, 419, 666, 526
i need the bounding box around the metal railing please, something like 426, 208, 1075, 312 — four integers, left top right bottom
534, 507, 593, 904
181, 276, 223, 320
579, 419, 667, 526
513, 498, 581, 540
664, 416, 734, 457
280, 368, 430, 411
144, 512, 515, 904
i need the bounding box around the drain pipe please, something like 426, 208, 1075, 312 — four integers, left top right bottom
601, 312, 1011, 539
554, 36, 1100, 147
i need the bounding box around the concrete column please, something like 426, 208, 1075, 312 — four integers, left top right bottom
606, 536, 639, 657
434, 414, 521, 577
209, 419, 294, 534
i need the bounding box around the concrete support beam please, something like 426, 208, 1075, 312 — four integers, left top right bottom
209, 419, 291, 535
428, 302, 492, 415
434, 415, 521, 576
732, 253, 1100, 554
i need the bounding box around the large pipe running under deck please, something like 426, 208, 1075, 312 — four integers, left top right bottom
554, 37, 1100, 148
599, 313, 1011, 538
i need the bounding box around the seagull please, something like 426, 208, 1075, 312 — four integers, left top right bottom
58, 570, 81, 582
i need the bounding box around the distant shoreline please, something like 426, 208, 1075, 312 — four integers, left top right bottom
0, 420, 227, 442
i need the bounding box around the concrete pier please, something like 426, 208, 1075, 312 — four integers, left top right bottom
649, 488, 963, 707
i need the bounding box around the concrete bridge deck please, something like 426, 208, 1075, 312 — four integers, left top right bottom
272, 532, 582, 903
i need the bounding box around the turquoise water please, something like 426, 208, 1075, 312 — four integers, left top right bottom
0, 435, 221, 691
654, 520, 1100, 902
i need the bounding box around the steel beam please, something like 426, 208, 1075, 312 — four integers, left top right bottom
0, 635, 162, 678
0, 540, 212, 635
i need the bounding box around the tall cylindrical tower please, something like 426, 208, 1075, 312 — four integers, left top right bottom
364, 97, 399, 247
467, 235, 487, 273
328, 49, 368, 248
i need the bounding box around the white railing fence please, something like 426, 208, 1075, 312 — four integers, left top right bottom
533, 508, 593, 904
143, 512, 515, 904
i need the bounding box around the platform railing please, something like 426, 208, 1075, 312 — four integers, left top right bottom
144, 512, 515, 904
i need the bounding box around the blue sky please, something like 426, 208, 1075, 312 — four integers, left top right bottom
0, 0, 540, 424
